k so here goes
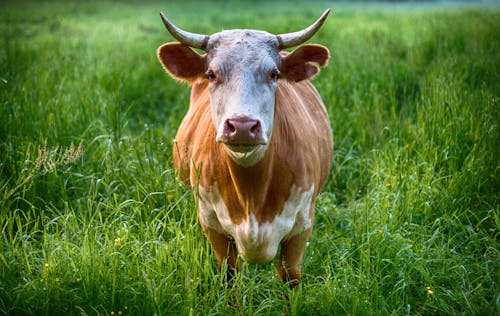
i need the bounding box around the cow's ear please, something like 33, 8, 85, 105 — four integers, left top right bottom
281, 44, 330, 82
157, 43, 206, 83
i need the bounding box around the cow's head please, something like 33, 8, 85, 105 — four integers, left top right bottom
158, 10, 330, 167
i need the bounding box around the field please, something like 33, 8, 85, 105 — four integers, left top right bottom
1, 0, 499, 315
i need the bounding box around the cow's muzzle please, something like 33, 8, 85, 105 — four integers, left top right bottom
217, 116, 267, 147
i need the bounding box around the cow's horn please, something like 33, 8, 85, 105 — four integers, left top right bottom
276, 9, 330, 49
160, 12, 209, 50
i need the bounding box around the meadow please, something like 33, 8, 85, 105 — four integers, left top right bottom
0, 1, 498, 315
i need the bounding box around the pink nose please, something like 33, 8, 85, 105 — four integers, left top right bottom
219, 116, 266, 146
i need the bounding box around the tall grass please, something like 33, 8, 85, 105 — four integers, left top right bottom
1, 1, 498, 315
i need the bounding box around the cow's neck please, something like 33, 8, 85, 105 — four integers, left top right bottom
226, 146, 273, 198
222, 145, 283, 222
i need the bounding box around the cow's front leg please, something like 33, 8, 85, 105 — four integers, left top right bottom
200, 224, 240, 282
277, 227, 312, 288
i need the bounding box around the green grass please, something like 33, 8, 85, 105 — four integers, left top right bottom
1, 1, 498, 315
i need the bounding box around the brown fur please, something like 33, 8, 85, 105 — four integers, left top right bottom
172, 78, 333, 283
174, 79, 332, 219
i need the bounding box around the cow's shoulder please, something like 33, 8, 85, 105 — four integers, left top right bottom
273, 80, 333, 192
173, 80, 216, 185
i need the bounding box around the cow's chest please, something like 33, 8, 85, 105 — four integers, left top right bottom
198, 183, 314, 264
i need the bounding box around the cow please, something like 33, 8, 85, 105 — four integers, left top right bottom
157, 9, 333, 287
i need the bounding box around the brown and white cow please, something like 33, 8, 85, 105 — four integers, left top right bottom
157, 9, 333, 286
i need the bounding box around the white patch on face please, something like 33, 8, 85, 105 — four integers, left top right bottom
210, 68, 276, 147
205, 30, 280, 165
198, 183, 315, 264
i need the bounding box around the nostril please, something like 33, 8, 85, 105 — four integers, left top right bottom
224, 120, 236, 135
250, 121, 261, 135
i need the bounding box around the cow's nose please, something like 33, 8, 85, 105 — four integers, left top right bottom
220, 116, 266, 145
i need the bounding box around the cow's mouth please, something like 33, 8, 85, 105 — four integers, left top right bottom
224, 143, 260, 153
222, 142, 269, 167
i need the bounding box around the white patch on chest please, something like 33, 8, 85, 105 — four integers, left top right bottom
198, 183, 314, 264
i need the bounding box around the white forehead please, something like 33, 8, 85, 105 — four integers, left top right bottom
206, 30, 281, 69
208, 29, 278, 47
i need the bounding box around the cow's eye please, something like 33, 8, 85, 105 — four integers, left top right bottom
270, 68, 280, 81
206, 69, 216, 81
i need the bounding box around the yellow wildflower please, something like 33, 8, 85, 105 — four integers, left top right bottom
426, 286, 434, 295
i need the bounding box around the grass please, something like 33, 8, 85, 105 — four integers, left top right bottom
1, 0, 499, 315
